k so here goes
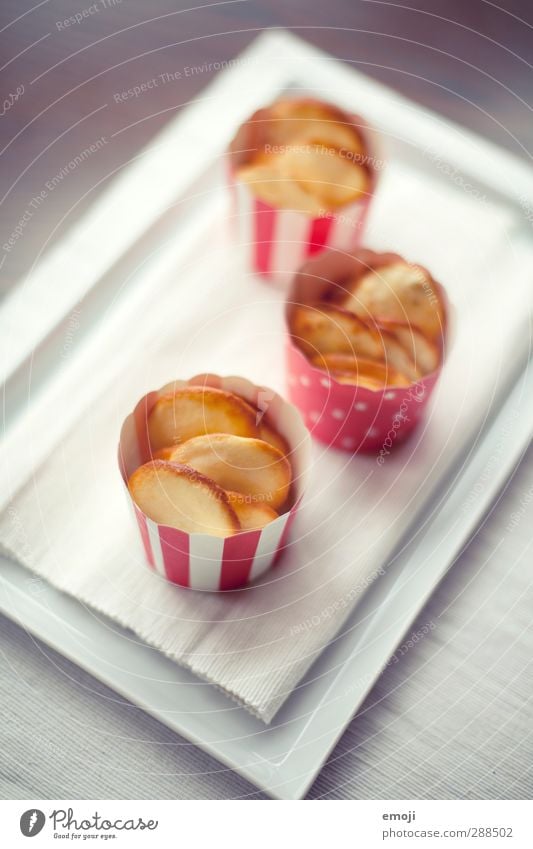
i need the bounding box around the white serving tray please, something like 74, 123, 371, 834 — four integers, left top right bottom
1, 31, 532, 799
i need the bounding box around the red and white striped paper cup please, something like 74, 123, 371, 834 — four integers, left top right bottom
119, 374, 311, 591
228, 98, 381, 283
285, 249, 450, 454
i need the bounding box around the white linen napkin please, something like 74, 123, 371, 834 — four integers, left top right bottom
0, 164, 526, 723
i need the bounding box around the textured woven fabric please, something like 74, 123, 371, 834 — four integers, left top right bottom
1, 441, 531, 799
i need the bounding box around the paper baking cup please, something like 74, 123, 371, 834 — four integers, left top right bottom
118, 375, 311, 591
228, 98, 381, 282
285, 250, 450, 453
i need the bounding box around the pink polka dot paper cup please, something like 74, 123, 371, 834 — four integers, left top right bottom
285, 249, 450, 454
118, 374, 311, 592
227, 97, 382, 282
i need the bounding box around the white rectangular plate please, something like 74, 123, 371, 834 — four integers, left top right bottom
1, 32, 532, 798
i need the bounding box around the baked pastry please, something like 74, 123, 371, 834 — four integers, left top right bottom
128, 461, 240, 538
236, 98, 371, 214
340, 261, 445, 342
289, 258, 445, 388
129, 386, 292, 535
168, 434, 291, 510
147, 386, 257, 451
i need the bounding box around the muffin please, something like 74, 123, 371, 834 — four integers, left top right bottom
119, 375, 311, 590
229, 98, 380, 280
285, 249, 449, 453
